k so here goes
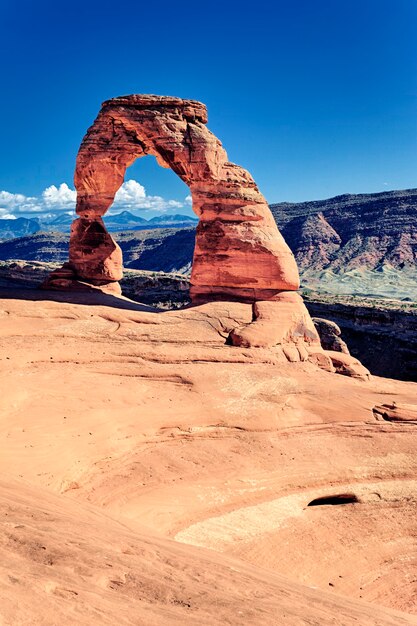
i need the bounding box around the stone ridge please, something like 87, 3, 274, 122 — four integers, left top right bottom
271, 188, 417, 227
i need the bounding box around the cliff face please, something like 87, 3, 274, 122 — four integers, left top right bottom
281, 212, 341, 269
272, 188, 417, 270
305, 299, 417, 382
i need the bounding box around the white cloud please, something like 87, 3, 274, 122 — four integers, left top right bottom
0, 179, 188, 219
115, 179, 146, 203
0, 190, 42, 213
185, 194, 192, 205
109, 179, 184, 215
42, 183, 76, 208
0, 208, 16, 219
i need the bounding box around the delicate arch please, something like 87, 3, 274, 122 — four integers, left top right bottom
66, 94, 299, 302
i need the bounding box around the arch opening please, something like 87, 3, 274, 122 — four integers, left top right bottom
118, 153, 192, 211
107, 155, 196, 282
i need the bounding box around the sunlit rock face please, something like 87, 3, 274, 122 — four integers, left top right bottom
69, 217, 123, 283
70, 94, 300, 300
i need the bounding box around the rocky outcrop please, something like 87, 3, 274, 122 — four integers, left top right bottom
46, 94, 299, 302
373, 403, 417, 422
325, 350, 370, 380
306, 299, 417, 382
43, 94, 330, 359
313, 318, 350, 354
229, 293, 321, 358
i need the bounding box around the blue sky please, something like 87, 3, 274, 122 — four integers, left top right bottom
1, 0, 416, 218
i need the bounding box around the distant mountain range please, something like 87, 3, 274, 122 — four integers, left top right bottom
0, 217, 41, 239
0, 211, 198, 239
0, 228, 195, 275
0, 189, 416, 273
271, 188, 417, 270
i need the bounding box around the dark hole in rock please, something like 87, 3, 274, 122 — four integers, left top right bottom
307, 494, 359, 507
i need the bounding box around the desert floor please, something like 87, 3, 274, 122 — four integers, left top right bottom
1, 288, 417, 625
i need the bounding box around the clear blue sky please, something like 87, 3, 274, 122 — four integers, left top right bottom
1, 0, 416, 217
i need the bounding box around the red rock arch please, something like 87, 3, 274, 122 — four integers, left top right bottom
58, 94, 300, 302
45, 94, 327, 356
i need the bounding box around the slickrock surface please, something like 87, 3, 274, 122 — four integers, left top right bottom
1, 288, 417, 624
2, 481, 414, 626
49, 94, 299, 301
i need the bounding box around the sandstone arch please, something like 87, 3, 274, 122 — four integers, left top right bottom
48, 95, 300, 300
45, 94, 324, 355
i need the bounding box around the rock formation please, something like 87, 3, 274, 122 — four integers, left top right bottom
44, 94, 325, 356
307, 299, 417, 382
325, 350, 371, 380
312, 317, 350, 354
47, 95, 298, 298
373, 402, 417, 422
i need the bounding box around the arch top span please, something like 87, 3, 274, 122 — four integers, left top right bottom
101, 94, 208, 124
69, 93, 301, 302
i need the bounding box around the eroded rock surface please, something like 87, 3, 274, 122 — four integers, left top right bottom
229, 292, 321, 361
313, 317, 350, 354
325, 350, 371, 380
373, 403, 417, 422
1, 290, 417, 623
45, 95, 300, 303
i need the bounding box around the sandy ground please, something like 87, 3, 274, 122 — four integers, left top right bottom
1, 288, 417, 625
